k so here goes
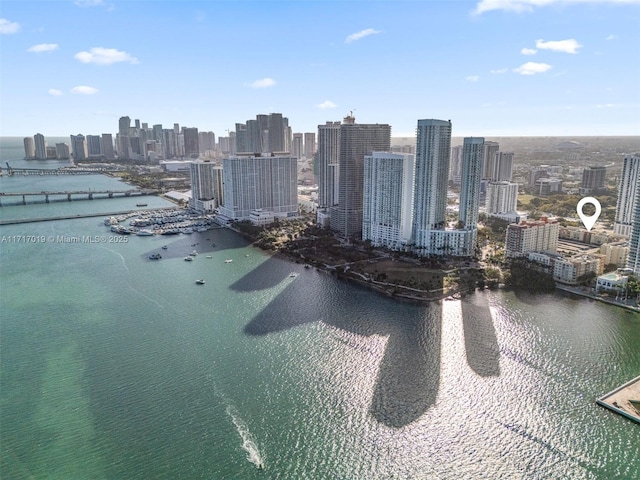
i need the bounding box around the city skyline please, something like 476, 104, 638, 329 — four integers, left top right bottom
1, 0, 639, 138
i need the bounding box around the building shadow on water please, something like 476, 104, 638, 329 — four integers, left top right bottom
460, 293, 501, 377
242, 265, 443, 428
240, 258, 502, 427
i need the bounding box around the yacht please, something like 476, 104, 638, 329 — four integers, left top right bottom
224, 259, 233, 263
189, 250, 198, 256
136, 229, 154, 236
184, 256, 194, 262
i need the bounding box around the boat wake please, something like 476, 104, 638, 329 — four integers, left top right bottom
225, 404, 264, 469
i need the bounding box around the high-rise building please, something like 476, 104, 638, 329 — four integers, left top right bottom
219, 154, 298, 221
199, 131, 216, 155
235, 124, 248, 153
34, 133, 47, 160
459, 137, 484, 231
86, 135, 102, 157
411, 119, 452, 250
492, 152, 514, 182
292, 133, 303, 159
55, 143, 70, 159
481, 141, 499, 179
189, 160, 221, 212
70, 134, 88, 161
23, 137, 35, 159
627, 181, 640, 275
183, 127, 199, 158
101, 134, 115, 160
316, 121, 341, 212
449, 145, 463, 185
614, 155, 640, 237
581, 166, 607, 193
119, 116, 131, 136
486, 181, 519, 215
329, 117, 391, 238
362, 152, 415, 250
304, 132, 316, 158
268, 113, 285, 152
505, 217, 559, 258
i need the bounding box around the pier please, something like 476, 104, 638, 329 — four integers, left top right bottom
0, 189, 154, 206
596, 376, 640, 424
0, 207, 177, 226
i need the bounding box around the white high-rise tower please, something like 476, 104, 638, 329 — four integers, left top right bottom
614, 154, 640, 237
411, 119, 452, 252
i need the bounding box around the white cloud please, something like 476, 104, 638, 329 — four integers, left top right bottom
316, 100, 337, 109
490, 68, 508, 74
28, 43, 59, 53
345, 28, 381, 44
248, 77, 276, 88
0, 18, 20, 34
48, 89, 63, 96
70, 85, 99, 95
606, 34, 618, 40
536, 38, 582, 53
75, 47, 138, 65
513, 61, 553, 75
466, 75, 480, 82
474, 0, 640, 15
521, 48, 538, 55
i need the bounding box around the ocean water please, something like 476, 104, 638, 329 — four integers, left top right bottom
1, 138, 639, 479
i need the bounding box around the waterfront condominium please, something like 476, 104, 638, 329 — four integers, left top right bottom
316, 121, 341, 218
459, 137, 484, 230
34, 133, 47, 160
627, 179, 640, 276
23, 136, 35, 159
189, 160, 223, 213
218, 154, 297, 221
614, 154, 640, 237
411, 119, 452, 251
329, 116, 391, 238
362, 152, 415, 250
411, 120, 479, 256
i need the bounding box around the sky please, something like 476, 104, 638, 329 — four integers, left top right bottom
1, 0, 639, 139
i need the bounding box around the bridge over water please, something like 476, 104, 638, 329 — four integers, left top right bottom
0, 166, 115, 176
0, 189, 154, 206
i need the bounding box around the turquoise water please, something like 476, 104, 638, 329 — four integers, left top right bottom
1, 139, 639, 479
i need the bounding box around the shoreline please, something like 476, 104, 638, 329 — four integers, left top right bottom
555, 284, 640, 314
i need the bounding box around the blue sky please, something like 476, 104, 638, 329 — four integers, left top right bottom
1, 0, 639, 138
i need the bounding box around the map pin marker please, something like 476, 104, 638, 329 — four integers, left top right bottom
577, 197, 601, 232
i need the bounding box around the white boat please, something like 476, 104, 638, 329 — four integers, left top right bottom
195, 279, 205, 285
224, 259, 233, 263
206, 255, 212, 259
289, 272, 298, 277
189, 250, 198, 256
184, 256, 194, 262
136, 229, 154, 236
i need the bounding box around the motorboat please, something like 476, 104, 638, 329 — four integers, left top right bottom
184, 256, 194, 262
195, 279, 205, 285
149, 253, 162, 260
224, 259, 233, 263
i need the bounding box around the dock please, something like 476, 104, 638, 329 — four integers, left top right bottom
596, 375, 640, 424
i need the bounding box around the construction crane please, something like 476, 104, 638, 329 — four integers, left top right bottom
5, 162, 13, 176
